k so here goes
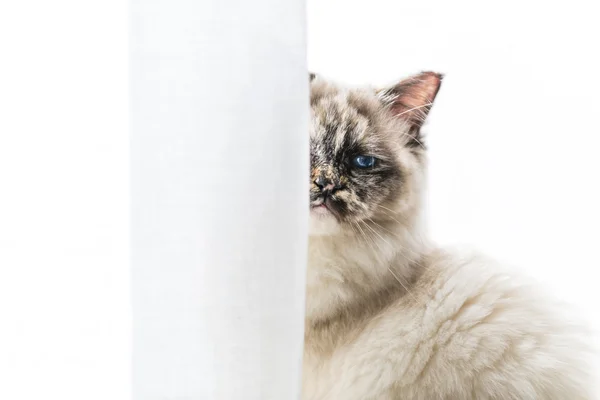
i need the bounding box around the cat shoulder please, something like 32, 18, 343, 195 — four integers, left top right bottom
399, 248, 595, 399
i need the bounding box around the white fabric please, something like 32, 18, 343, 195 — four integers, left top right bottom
131, 0, 308, 399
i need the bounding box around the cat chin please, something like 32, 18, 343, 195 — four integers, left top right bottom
309, 211, 342, 236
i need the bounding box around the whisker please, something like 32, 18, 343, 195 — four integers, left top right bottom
364, 217, 432, 275
375, 204, 401, 217
352, 221, 373, 250
387, 266, 418, 303
358, 221, 418, 302
366, 218, 422, 259
373, 205, 428, 249
396, 102, 433, 118
355, 221, 384, 260
402, 132, 426, 149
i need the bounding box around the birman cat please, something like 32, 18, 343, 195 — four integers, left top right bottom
303, 72, 594, 399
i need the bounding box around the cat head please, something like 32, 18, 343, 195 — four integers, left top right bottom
309, 71, 443, 235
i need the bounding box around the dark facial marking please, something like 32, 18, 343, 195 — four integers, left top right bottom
309, 71, 443, 223
310, 99, 403, 222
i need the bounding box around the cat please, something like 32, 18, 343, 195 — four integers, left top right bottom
303, 71, 594, 399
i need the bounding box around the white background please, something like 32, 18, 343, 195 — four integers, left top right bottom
308, 0, 600, 336
0, 1, 130, 399
0, 0, 598, 399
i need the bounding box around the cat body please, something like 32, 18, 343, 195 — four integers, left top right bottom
303, 73, 593, 399
304, 244, 591, 399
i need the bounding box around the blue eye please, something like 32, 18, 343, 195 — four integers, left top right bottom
352, 155, 376, 169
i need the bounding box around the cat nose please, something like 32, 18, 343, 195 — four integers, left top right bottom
314, 176, 341, 193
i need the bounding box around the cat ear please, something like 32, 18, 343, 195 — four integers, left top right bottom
378, 71, 443, 145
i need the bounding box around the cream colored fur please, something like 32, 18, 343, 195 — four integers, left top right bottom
304, 241, 594, 399
303, 74, 595, 399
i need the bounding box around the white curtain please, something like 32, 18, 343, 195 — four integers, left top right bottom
131, 0, 308, 399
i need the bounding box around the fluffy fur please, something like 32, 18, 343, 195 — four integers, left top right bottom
303, 72, 594, 399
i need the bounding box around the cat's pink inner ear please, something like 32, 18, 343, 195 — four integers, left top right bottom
383, 71, 443, 126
